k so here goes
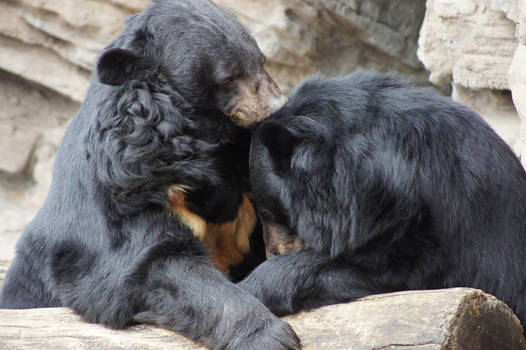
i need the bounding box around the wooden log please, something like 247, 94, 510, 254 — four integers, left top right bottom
1, 259, 525, 349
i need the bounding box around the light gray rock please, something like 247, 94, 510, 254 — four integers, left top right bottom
0, 0, 141, 258
219, 0, 429, 93
418, 0, 517, 90
509, 0, 526, 166
418, 0, 524, 155
0, 0, 133, 102
315, 0, 426, 69
0, 203, 35, 261
0, 70, 77, 260
519, 0, 526, 43
0, 71, 75, 176
452, 84, 520, 147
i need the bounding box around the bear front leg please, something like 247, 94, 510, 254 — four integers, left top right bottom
49, 235, 299, 350
131, 254, 300, 350
238, 249, 387, 316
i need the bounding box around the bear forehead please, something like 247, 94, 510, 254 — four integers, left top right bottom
136, 1, 261, 60
149, 0, 249, 37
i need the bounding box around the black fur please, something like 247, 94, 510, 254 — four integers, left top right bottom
240, 72, 526, 331
0, 1, 299, 349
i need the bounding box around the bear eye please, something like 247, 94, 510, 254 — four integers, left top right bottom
219, 69, 241, 86
220, 76, 235, 85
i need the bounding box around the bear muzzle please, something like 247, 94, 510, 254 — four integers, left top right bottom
228, 70, 287, 127
262, 221, 304, 258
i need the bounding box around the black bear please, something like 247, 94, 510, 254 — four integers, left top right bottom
240, 72, 526, 330
0, 1, 300, 349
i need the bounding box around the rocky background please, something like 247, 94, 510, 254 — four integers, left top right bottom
0, 0, 525, 260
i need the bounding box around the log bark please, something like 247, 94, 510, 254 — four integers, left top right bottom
0, 259, 525, 349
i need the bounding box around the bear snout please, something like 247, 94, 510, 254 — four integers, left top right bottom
228, 70, 286, 127
262, 222, 304, 258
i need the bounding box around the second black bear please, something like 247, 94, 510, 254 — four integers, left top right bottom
240, 72, 526, 330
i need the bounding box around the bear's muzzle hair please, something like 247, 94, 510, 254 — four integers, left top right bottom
262, 222, 304, 258
228, 70, 287, 127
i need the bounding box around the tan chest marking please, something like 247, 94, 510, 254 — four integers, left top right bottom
167, 186, 256, 273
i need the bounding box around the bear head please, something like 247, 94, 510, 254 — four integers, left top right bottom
96, 0, 285, 128
249, 75, 389, 258
250, 73, 437, 259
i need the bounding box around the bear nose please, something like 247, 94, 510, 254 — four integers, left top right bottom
266, 250, 278, 259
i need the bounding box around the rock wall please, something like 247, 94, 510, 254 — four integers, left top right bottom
509, 0, 526, 166
418, 0, 526, 152
218, 0, 429, 92
0, 0, 428, 259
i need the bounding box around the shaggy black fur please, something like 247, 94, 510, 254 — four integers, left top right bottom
0, 1, 298, 349
240, 72, 526, 331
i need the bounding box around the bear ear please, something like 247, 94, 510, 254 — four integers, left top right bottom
97, 48, 156, 86
257, 121, 298, 173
